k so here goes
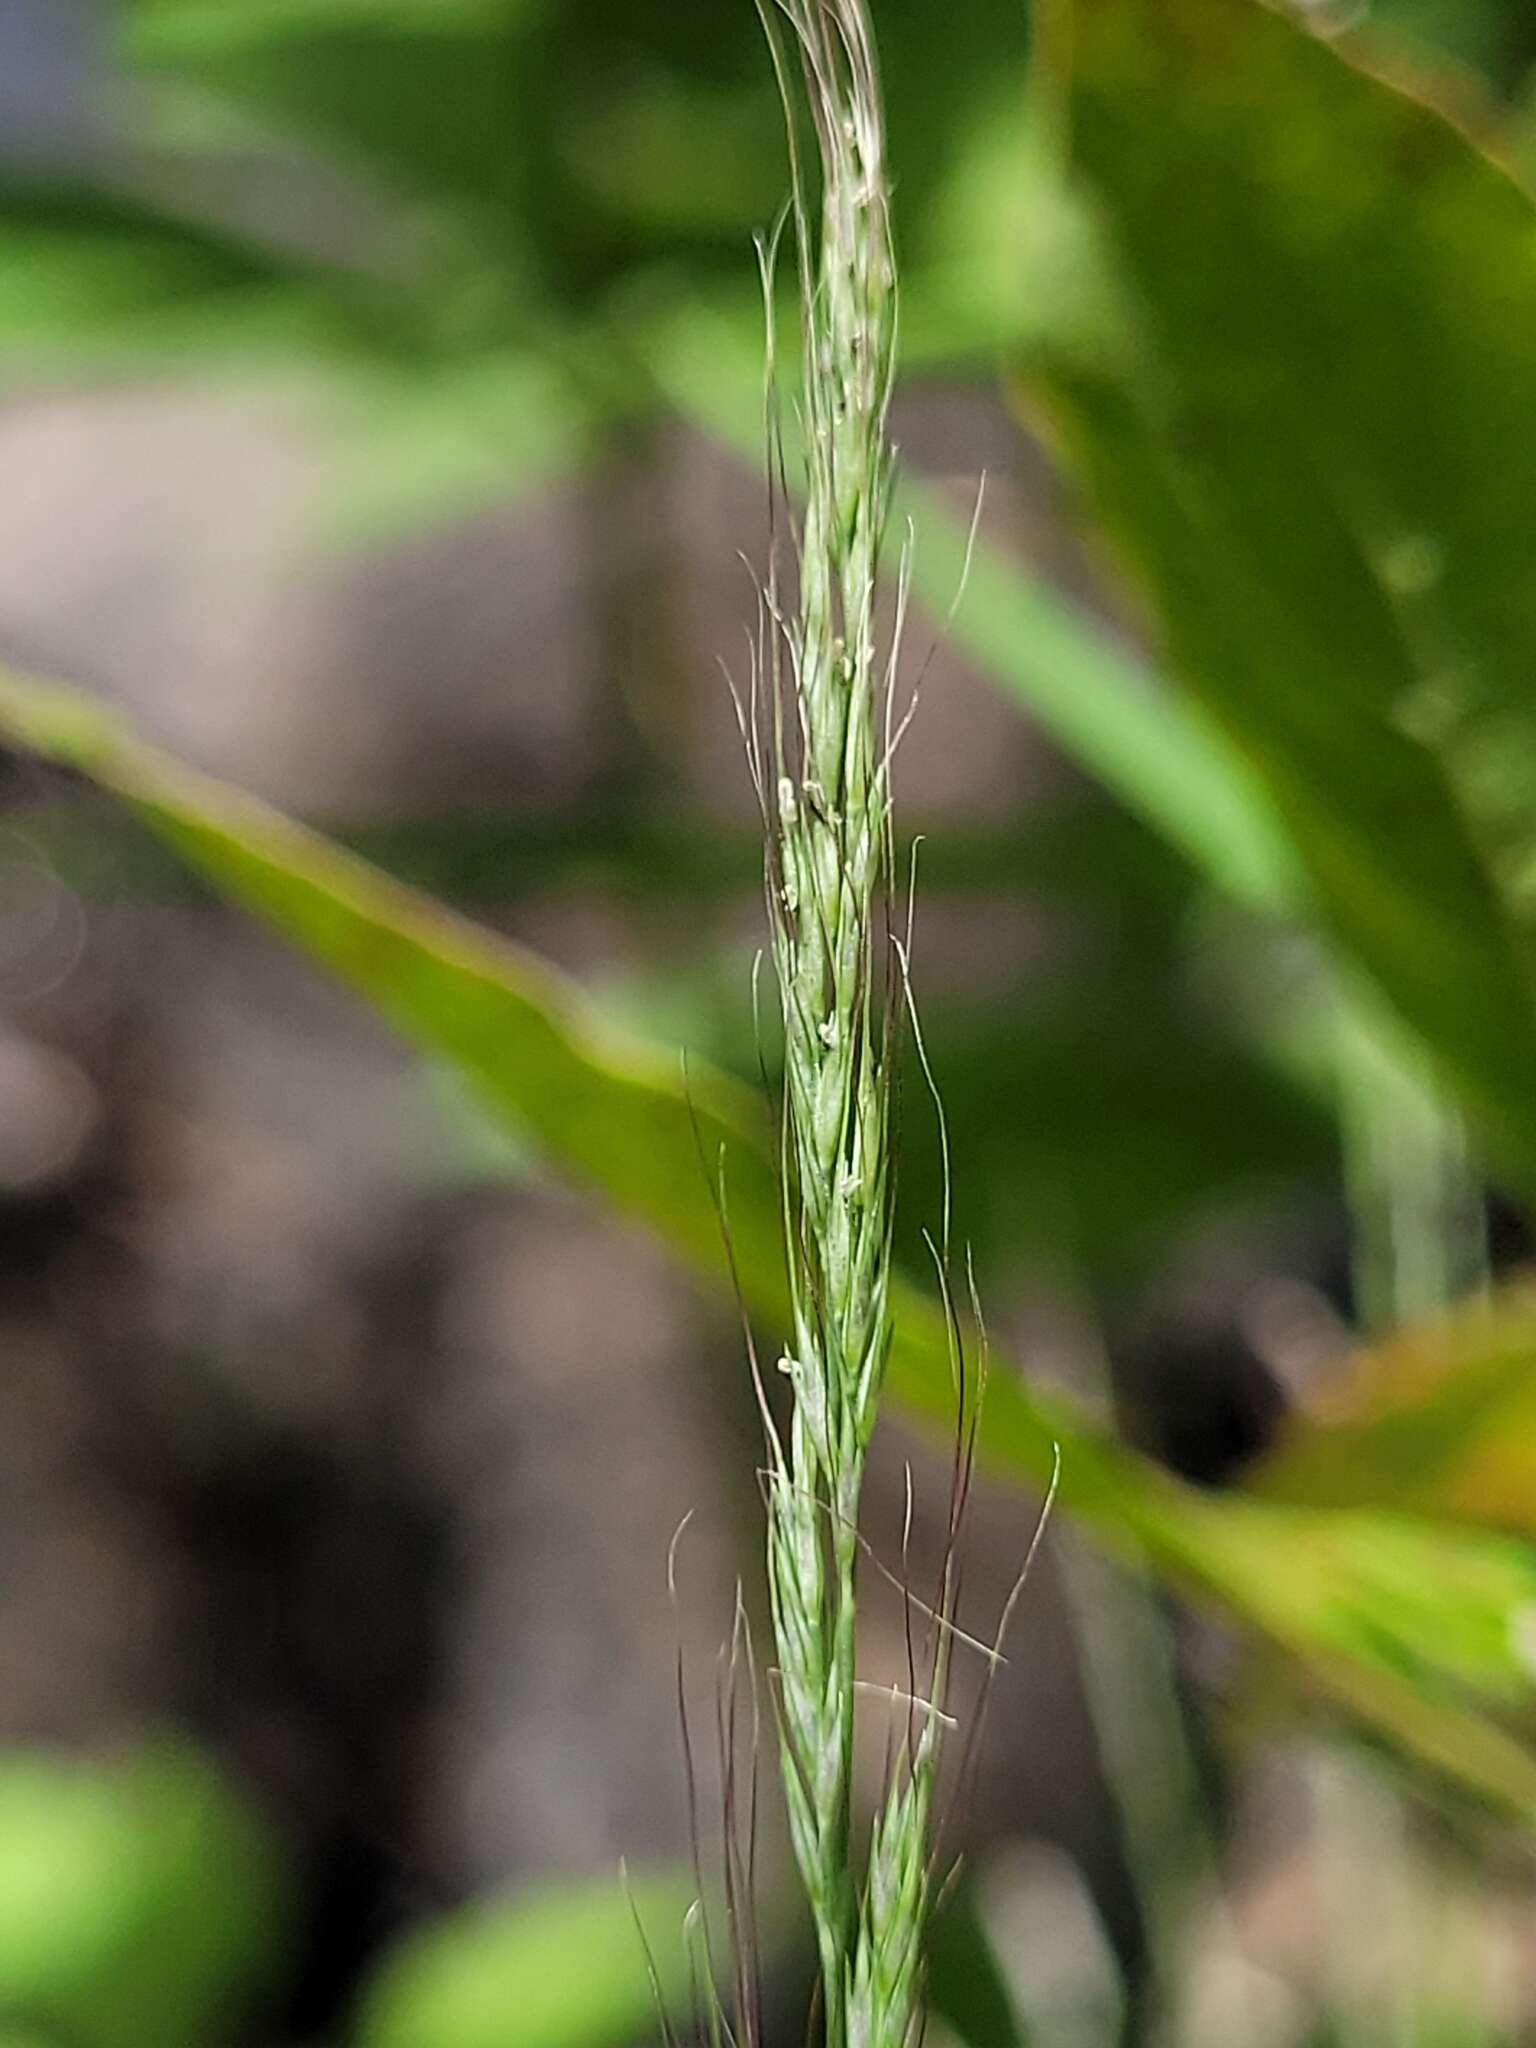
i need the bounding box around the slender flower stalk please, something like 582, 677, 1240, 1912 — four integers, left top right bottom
749, 6, 940, 2043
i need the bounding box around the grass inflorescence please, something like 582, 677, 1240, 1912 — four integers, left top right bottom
743, 5, 952, 2043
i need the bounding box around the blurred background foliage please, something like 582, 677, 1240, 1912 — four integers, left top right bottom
4, 0, 1536, 2043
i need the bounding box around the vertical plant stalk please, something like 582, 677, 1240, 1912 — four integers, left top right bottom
1333, 988, 1489, 1334
750, 6, 940, 2044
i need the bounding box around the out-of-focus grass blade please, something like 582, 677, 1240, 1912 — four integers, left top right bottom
926, 1882, 1029, 2048
2, 665, 1534, 1817
1013, 0, 1536, 1201
0, 177, 340, 372
124, 0, 544, 226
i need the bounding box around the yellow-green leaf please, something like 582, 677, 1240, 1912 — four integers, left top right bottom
1257, 1285, 1536, 1537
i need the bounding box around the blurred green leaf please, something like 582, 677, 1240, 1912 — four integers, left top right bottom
1256, 1283, 1536, 1536
0, 177, 595, 523
132, 0, 516, 33
0, 1742, 283, 2048
2, 666, 1535, 1819
927, 1882, 1028, 2048
1014, 0, 1536, 1199
125, 1, 545, 226
890, 987, 1334, 1287
351, 1871, 691, 2048
0, 176, 331, 370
